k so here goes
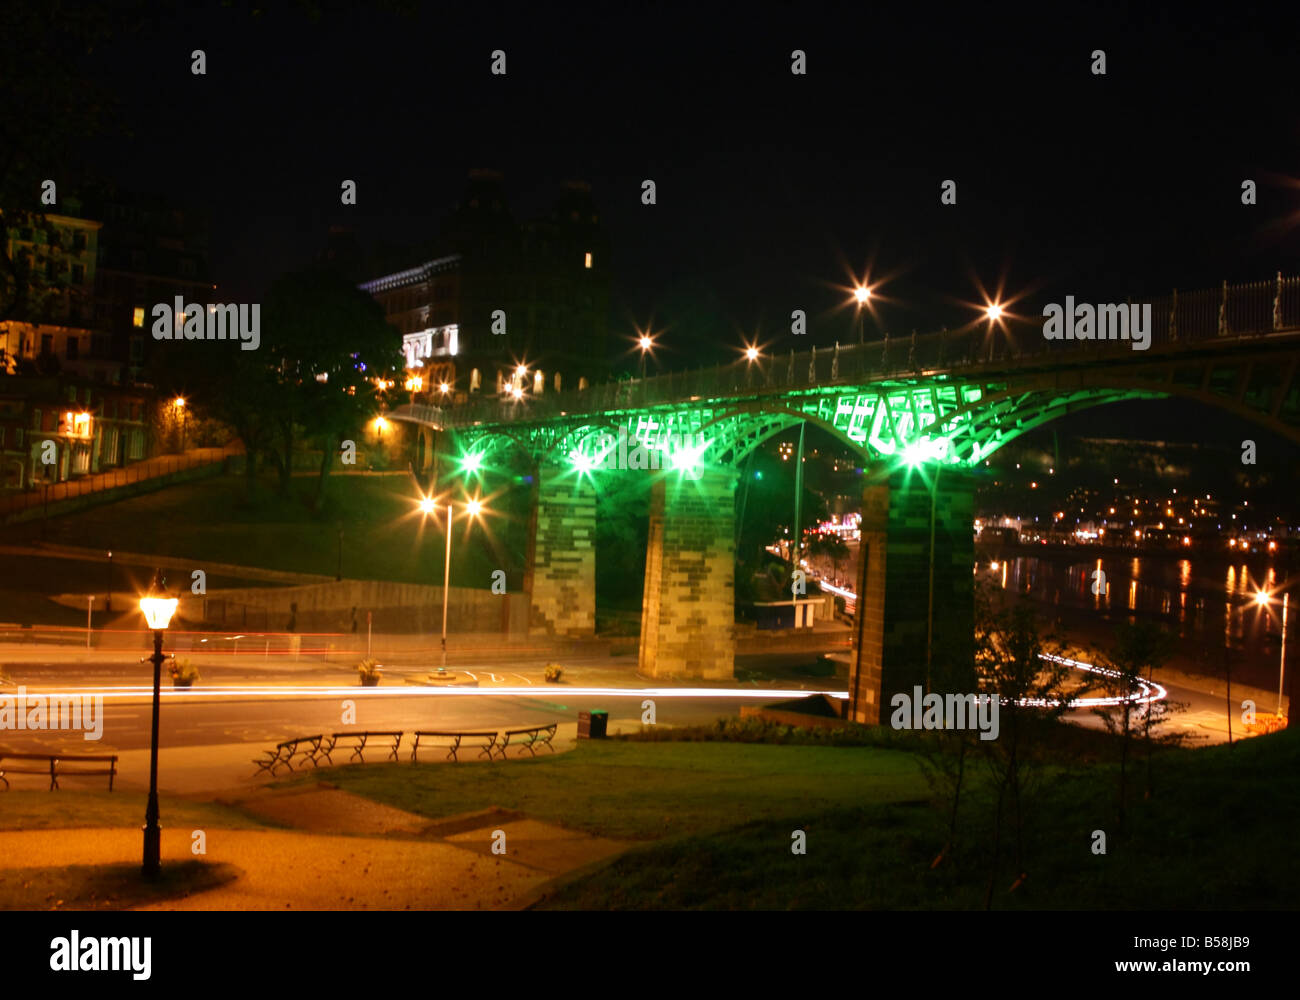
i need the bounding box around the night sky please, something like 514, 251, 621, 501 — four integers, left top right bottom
44, 0, 1300, 434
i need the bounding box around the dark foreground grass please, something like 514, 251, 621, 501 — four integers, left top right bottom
0, 861, 240, 910
537, 728, 1300, 909
294, 740, 929, 840
0, 791, 270, 832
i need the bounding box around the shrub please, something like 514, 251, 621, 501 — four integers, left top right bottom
168, 657, 200, 683
544, 663, 563, 683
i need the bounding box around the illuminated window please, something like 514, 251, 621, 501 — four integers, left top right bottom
584, 252, 592, 269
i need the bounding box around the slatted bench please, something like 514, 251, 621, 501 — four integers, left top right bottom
496, 723, 558, 759
252, 735, 323, 776
410, 730, 499, 762
0, 752, 119, 791
320, 730, 403, 764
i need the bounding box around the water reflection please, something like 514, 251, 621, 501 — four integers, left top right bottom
988, 553, 1286, 659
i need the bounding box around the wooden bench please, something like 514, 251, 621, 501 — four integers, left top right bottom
0, 752, 118, 791
252, 735, 323, 776
496, 723, 558, 759
410, 730, 499, 762
320, 730, 403, 764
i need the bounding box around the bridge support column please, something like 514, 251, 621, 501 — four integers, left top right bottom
848, 468, 975, 724
639, 470, 737, 679
526, 464, 596, 638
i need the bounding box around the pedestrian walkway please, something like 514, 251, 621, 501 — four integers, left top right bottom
0, 786, 629, 910
0, 445, 240, 521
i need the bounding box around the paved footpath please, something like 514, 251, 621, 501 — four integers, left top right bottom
0, 782, 627, 910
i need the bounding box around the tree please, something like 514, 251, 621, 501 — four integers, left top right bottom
973, 586, 1075, 908
259, 268, 403, 505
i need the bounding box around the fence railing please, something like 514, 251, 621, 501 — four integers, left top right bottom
432, 274, 1300, 428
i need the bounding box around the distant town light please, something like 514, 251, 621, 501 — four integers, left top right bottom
745, 347, 759, 361
986, 303, 1003, 321
854, 286, 871, 305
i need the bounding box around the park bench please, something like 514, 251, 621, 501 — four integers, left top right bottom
320, 730, 403, 764
252, 735, 324, 776
496, 723, 558, 759
410, 729, 499, 762
0, 752, 118, 791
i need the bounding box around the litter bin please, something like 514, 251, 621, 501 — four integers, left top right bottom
578, 709, 609, 739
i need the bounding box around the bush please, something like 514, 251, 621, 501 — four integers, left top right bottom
168, 657, 200, 683
544, 663, 563, 683
357, 658, 382, 680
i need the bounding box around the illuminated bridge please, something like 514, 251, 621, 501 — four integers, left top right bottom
390, 275, 1300, 724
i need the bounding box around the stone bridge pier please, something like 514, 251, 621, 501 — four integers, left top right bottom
638, 469, 738, 679
848, 468, 976, 724
525, 462, 596, 638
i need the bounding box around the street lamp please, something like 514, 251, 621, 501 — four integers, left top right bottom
173, 397, 187, 452
106, 549, 113, 613
1256, 589, 1290, 718
853, 285, 871, 346
638, 333, 653, 378
139, 574, 178, 879
419, 497, 485, 670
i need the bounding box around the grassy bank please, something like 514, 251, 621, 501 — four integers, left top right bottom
3, 472, 525, 587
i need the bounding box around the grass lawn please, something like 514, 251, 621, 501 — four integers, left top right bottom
6, 472, 528, 587
0, 861, 239, 910
292, 740, 930, 840
301, 726, 1299, 909
0, 791, 270, 832
537, 729, 1300, 909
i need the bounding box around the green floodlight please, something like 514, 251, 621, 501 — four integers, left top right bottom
460, 451, 484, 476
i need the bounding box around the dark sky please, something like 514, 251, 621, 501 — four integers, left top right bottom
62, 0, 1300, 376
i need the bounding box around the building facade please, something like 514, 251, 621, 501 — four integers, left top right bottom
357, 172, 611, 405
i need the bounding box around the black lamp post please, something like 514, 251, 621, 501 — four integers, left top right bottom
139, 573, 177, 879
336, 523, 344, 581
106, 549, 113, 613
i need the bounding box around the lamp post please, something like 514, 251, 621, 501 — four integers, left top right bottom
106, 549, 113, 613
420, 497, 484, 671
1279, 593, 1289, 720
853, 285, 871, 347
174, 397, 187, 452
638, 333, 652, 379
336, 523, 344, 582
139, 575, 178, 879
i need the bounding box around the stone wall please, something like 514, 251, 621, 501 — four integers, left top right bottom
849, 469, 975, 723
192, 579, 525, 635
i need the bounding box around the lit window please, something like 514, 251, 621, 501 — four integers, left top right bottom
132, 307, 144, 327
584, 252, 592, 269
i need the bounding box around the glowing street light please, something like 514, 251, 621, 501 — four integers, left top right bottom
745, 346, 759, 362
139, 572, 179, 878
637, 331, 655, 378
851, 284, 873, 345
1254, 588, 1290, 720
439, 382, 450, 395
418, 496, 487, 670
986, 303, 1004, 321
511, 385, 524, 401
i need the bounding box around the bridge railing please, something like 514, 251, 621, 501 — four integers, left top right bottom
440, 274, 1300, 427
